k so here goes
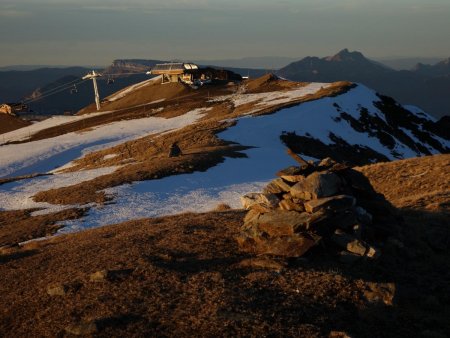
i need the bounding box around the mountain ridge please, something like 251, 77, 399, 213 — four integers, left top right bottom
278, 49, 450, 118
1, 75, 447, 226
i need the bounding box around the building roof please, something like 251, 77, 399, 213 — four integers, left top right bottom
151, 62, 199, 75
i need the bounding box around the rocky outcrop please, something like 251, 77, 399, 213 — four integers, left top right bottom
0, 104, 13, 115
237, 156, 398, 260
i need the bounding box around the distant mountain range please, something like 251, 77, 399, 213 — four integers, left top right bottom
1, 50, 449, 118
374, 57, 445, 70
0, 67, 90, 103
277, 49, 450, 119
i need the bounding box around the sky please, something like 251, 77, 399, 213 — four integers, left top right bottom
0, 0, 449, 66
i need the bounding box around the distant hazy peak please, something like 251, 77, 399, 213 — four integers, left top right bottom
325, 48, 367, 62
437, 57, 450, 65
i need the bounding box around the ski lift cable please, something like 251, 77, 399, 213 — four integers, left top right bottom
23, 80, 86, 104
22, 77, 84, 103
22, 71, 153, 104
27, 71, 149, 101
23, 79, 89, 104
38, 76, 82, 93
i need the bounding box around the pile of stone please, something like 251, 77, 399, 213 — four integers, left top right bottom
237, 154, 390, 262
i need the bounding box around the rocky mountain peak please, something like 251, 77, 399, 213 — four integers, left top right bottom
325, 49, 367, 63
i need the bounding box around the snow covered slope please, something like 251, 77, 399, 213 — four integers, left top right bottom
240, 84, 448, 164
0, 109, 207, 178
0, 78, 448, 235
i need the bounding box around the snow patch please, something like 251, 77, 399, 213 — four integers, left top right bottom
0, 166, 118, 214
0, 108, 207, 178
102, 154, 119, 160
0, 111, 114, 144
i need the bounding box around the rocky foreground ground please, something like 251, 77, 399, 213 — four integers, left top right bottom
0, 154, 449, 337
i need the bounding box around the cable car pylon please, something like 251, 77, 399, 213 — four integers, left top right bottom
82, 70, 102, 110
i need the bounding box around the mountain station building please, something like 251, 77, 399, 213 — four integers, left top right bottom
150, 63, 199, 84
149, 62, 242, 86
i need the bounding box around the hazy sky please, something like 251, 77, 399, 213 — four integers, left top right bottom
1, 0, 449, 66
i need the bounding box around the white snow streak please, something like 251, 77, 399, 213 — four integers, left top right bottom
105, 76, 161, 102
0, 109, 207, 178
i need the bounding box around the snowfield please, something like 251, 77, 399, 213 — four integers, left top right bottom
1, 82, 448, 237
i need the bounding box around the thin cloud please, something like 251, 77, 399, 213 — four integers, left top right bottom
0, 9, 31, 18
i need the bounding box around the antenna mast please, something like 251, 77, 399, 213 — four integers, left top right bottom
82, 70, 102, 110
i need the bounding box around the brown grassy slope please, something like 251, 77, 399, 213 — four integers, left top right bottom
1, 155, 449, 337
77, 81, 195, 115
244, 73, 305, 93
0, 114, 31, 134
0, 211, 368, 338
355, 154, 450, 211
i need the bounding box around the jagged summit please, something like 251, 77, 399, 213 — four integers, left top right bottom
277, 51, 450, 119
325, 48, 368, 63
413, 56, 450, 77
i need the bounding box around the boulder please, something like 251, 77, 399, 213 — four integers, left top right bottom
280, 174, 306, 183
319, 157, 336, 168
363, 282, 395, 306
240, 193, 279, 210
278, 199, 304, 212
263, 178, 292, 194
332, 229, 379, 258
47, 284, 67, 296
304, 195, 355, 213
290, 171, 342, 200
248, 203, 273, 213
243, 209, 262, 226
89, 270, 108, 282
256, 210, 312, 236
276, 165, 304, 177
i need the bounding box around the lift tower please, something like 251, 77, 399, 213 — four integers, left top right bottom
83, 70, 102, 111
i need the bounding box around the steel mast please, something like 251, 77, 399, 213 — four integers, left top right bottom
82, 70, 102, 110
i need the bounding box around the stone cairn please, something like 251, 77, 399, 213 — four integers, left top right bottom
237, 150, 387, 262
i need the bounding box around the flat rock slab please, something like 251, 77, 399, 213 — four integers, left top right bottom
257, 210, 312, 236
290, 171, 342, 200
240, 193, 279, 210
332, 229, 378, 258
304, 195, 355, 213
280, 174, 306, 183
276, 166, 304, 177
279, 199, 305, 212
263, 178, 292, 194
